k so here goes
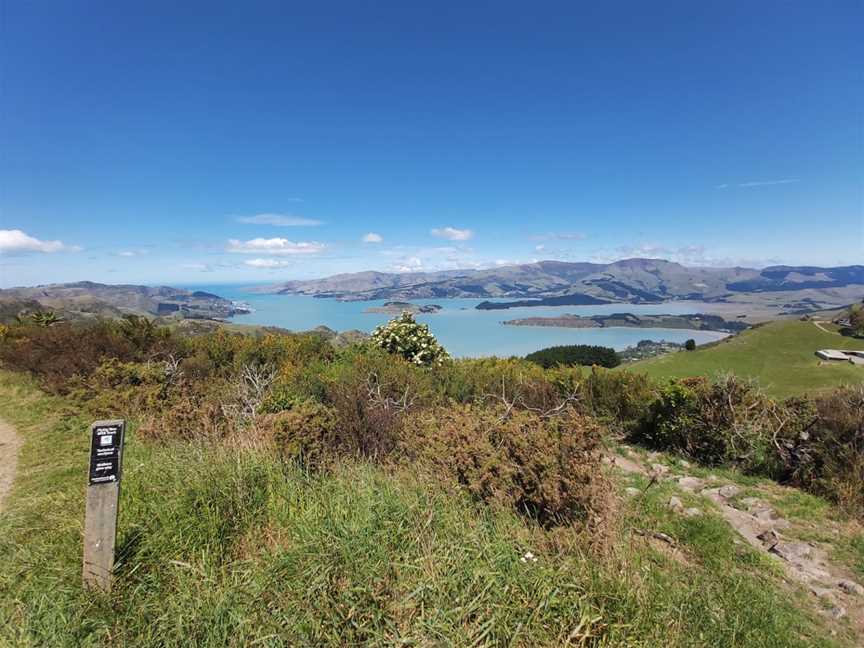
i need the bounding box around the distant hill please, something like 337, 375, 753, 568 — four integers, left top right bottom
622, 320, 864, 398
0, 281, 242, 323
260, 259, 864, 313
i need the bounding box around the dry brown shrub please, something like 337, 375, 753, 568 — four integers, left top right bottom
137, 378, 229, 442
399, 403, 611, 529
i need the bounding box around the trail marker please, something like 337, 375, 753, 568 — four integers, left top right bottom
83, 419, 125, 591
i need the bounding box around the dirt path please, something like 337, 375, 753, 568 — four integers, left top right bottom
611, 446, 864, 639
812, 320, 835, 335
0, 418, 21, 510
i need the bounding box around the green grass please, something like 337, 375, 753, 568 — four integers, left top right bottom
0, 371, 848, 647
624, 320, 864, 398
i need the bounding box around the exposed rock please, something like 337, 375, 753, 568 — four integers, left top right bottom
683, 507, 703, 518
668, 496, 684, 513
718, 484, 741, 499
810, 586, 835, 600
757, 529, 780, 550
678, 476, 705, 492
829, 606, 847, 620
625, 487, 641, 497
770, 541, 812, 563
838, 580, 864, 596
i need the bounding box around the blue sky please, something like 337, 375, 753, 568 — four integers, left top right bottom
1, 0, 861, 287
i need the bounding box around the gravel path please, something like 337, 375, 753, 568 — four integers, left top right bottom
0, 418, 21, 510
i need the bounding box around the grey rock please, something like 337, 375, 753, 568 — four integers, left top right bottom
829, 606, 847, 620
718, 484, 741, 499
678, 476, 705, 492
668, 496, 684, 512
810, 586, 834, 600
625, 487, 641, 497
757, 529, 780, 549
683, 507, 703, 518
770, 541, 812, 563
837, 579, 864, 596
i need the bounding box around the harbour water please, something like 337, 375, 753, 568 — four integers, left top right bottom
188, 284, 729, 358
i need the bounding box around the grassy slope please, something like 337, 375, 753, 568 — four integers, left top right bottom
0, 370, 852, 647
625, 320, 864, 398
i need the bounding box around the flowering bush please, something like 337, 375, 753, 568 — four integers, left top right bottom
370, 312, 449, 367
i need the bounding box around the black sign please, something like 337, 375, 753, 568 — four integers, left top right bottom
88, 421, 125, 485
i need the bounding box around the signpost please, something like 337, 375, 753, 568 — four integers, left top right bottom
82, 419, 125, 591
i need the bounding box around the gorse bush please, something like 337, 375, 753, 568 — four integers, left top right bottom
632, 375, 864, 517
400, 404, 610, 528
2, 315, 862, 521
370, 311, 449, 366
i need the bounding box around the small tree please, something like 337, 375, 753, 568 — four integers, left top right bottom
848, 305, 864, 338
684, 339, 696, 351
370, 312, 449, 367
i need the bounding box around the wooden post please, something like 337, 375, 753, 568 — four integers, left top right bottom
83, 419, 125, 592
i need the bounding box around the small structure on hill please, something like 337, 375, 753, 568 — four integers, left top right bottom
816, 349, 864, 365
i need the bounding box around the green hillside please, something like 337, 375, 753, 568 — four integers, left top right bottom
626, 320, 864, 398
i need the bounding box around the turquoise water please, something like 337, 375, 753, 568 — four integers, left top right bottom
187, 284, 729, 358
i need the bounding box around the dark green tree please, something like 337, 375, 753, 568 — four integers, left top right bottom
526, 344, 620, 368
684, 339, 696, 351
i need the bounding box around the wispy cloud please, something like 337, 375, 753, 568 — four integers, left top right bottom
0, 229, 81, 254
244, 258, 293, 268
227, 237, 326, 255
431, 226, 473, 241
181, 263, 213, 272
530, 231, 587, 242
717, 179, 799, 189
236, 213, 322, 226
589, 242, 782, 268
362, 232, 383, 243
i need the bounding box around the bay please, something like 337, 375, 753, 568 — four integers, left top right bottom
186, 284, 729, 358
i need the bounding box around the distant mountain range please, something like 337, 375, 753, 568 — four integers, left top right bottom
259, 259, 864, 307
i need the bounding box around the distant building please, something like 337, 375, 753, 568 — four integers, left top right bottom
816, 349, 864, 365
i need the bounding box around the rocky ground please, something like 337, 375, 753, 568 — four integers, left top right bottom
609, 446, 864, 642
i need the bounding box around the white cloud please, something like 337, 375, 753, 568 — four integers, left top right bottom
181, 263, 213, 272
535, 244, 545, 252
393, 256, 423, 273
0, 229, 80, 254
530, 231, 587, 242
431, 226, 473, 241
227, 237, 326, 255
362, 232, 383, 243
588, 242, 781, 268
738, 179, 799, 188
717, 179, 799, 189
118, 251, 136, 257
236, 213, 322, 226
244, 258, 292, 268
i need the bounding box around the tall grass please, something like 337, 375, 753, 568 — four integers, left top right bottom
0, 371, 845, 647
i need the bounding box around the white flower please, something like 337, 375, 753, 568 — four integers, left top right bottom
520, 551, 538, 564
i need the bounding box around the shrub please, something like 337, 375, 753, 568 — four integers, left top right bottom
442, 357, 576, 413
684, 339, 696, 351
526, 344, 620, 369
0, 321, 138, 393
791, 386, 864, 517
261, 400, 339, 469
581, 368, 655, 434
632, 375, 780, 469
400, 404, 610, 528
370, 312, 449, 366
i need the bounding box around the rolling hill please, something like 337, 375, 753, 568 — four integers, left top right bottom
624, 320, 864, 398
